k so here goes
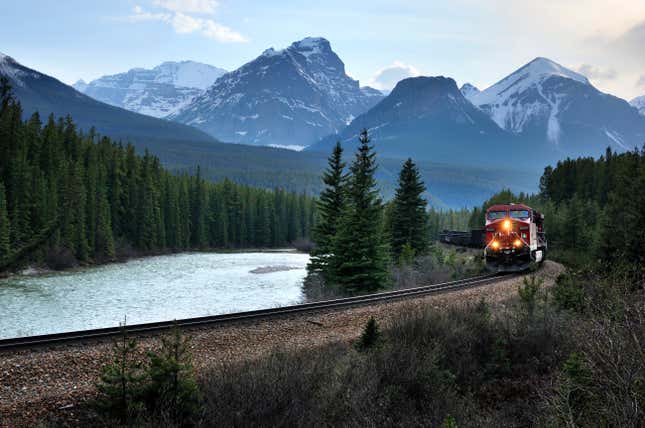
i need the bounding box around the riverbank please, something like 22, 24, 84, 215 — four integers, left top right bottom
0, 262, 564, 427
0, 247, 306, 280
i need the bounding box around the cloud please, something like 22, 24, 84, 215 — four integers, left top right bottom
369, 61, 420, 90
637, 75, 645, 88
577, 64, 618, 81
125, 4, 247, 43
152, 0, 218, 14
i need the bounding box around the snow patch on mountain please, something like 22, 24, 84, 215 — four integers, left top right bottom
630, 96, 645, 116
469, 57, 591, 141
78, 61, 226, 118
603, 128, 628, 149
0, 53, 33, 87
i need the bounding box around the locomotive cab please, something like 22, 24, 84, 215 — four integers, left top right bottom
484, 203, 547, 272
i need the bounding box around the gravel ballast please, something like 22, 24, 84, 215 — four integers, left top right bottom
0, 261, 564, 427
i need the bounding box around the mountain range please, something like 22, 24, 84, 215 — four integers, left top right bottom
0, 52, 214, 147
73, 61, 226, 118
169, 37, 384, 148
308, 57, 645, 167
73, 38, 645, 168
4, 38, 645, 207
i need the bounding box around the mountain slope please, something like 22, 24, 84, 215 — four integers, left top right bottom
631, 96, 645, 116
0, 52, 216, 147
467, 57, 645, 156
170, 37, 384, 147
76, 61, 226, 118
307, 76, 515, 165
459, 83, 480, 99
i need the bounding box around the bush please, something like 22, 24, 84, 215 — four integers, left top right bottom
355, 316, 381, 351
518, 275, 543, 319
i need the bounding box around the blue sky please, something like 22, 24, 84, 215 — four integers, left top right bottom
2, 0, 644, 99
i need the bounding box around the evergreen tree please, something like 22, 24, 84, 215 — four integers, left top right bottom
389, 158, 428, 259
308, 141, 346, 279
96, 325, 146, 423
145, 326, 200, 423
332, 130, 389, 293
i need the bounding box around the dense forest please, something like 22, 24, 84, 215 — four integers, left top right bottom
465, 146, 645, 267
0, 80, 315, 271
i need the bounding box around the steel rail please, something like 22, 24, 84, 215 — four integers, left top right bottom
0, 272, 516, 351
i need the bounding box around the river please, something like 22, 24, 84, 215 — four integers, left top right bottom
0, 251, 310, 339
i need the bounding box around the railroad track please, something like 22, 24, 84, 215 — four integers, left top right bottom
0, 272, 516, 351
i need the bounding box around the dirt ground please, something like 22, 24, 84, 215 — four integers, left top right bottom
0, 261, 564, 427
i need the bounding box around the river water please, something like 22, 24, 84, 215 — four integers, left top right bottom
0, 251, 309, 339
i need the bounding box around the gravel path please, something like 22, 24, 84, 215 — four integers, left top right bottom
0, 261, 563, 427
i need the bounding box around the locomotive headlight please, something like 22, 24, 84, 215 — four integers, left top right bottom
513, 239, 522, 248
491, 240, 500, 250
503, 219, 511, 231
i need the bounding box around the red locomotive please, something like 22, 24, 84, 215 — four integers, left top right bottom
484, 203, 547, 272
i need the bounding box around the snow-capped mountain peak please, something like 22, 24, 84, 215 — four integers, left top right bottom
630, 95, 645, 116
170, 36, 383, 147
77, 61, 226, 118
467, 57, 645, 154
468, 57, 594, 141
459, 83, 480, 99
72, 79, 88, 92
471, 57, 590, 108
0, 53, 33, 87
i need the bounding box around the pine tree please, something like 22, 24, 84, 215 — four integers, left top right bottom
145, 326, 200, 423
389, 158, 429, 259
309, 142, 346, 279
355, 316, 381, 352
96, 324, 146, 423
0, 183, 11, 264
332, 130, 389, 293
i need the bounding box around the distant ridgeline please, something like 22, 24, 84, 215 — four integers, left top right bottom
0, 81, 315, 271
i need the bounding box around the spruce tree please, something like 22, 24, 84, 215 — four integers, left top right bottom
389, 158, 429, 259
308, 142, 346, 279
332, 130, 389, 293
96, 324, 146, 423
145, 326, 200, 423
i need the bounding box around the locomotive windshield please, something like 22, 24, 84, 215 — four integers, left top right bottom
509, 209, 530, 219
487, 211, 507, 220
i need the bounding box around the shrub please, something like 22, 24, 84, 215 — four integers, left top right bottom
355, 316, 381, 351
518, 275, 543, 319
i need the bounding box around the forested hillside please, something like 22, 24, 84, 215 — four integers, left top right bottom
468, 146, 645, 266
0, 80, 315, 271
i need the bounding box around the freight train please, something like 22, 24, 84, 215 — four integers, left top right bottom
439, 203, 547, 272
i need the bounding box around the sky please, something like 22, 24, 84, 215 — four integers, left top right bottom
2, 0, 645, 100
